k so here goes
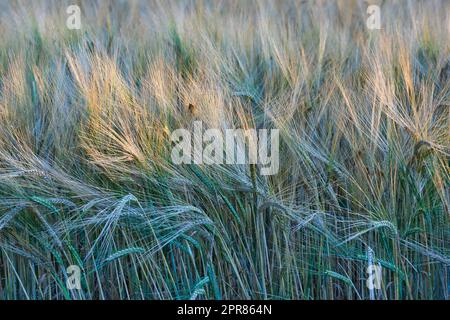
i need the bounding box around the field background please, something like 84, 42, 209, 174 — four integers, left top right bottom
0, 0, 448, 299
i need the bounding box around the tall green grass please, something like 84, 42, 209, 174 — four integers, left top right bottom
0, 0, 448, 299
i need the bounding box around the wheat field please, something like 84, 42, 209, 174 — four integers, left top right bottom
0, 0, 448, 300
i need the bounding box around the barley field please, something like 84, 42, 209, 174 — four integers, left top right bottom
0, 0, 448, 300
